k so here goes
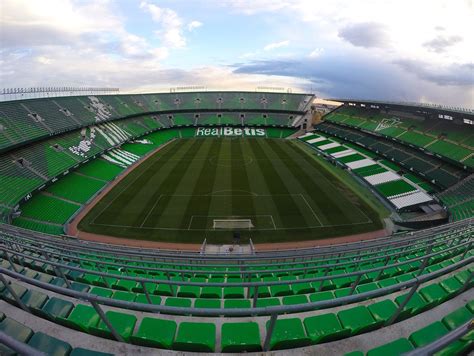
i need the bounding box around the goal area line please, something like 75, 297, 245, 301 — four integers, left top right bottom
188, 215, 276, 230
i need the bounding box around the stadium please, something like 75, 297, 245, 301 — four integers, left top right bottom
0, 1, 473, 356
0, 89, 472, 355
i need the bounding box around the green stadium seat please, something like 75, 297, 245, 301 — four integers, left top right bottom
223, 286, 245, 299
454, 270, 472, 287
221, 322, 262, 352
164, 297, 191, 314
70, 282, 90, 293
270, 283, 293, 297
366, 338, 414, 356
27, 331, 72, 356
334, 287, 351, 298
442, 306, 473, 330
224, 299, 251, 309
368, 299, 410, 323
154, 283, 173, 296
344, 352, 364, 356
409, 321, 449, 347
111, 290, 136, 302
419, 283, 449, 307
441, 306, 473, 353
282, 295, 308, 306
378, 277, 398, 288
20, 289, 48, 313
131, 317, 177, 348
309, 291, 334, 303
256, 297, 281, 308
1, 283, 27, 305
58, 304, 100, 332
39, 297, 73, 321
135, 293, 162, 305
304, 313, 351, 343
338, 306, 382, 335
177, 285, 200, 298
356, 282, 379, 294
0, 317, 34, 355
113, 279, 138, 292
292, 282, 315, 295
439, 277, 462, 298
194, 299, 221, 309
266, 317, 311, 350
173, 322, 216, 352
467, 300, 474, 313
90, 287, 113, 298
249, 286, 271, 298
70, 348, 114, 356
90, 310, 137, 342
200, 286, 223, 299
79, 273, 103, 286
394, 291, 429, 316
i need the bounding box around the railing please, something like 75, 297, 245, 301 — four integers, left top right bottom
330, 98, 474, 115
1, 225, 470, 279
1, 237, 471, 307
0, 331, 46, 356
1, 218, 471, 263
1, 257, 472, 351
403, 320, 473, 356
1, 225, 471, 283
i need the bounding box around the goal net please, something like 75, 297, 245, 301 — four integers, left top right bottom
213, 219, 254, 230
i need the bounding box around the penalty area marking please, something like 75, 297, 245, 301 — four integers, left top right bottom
139, 194, 163, 227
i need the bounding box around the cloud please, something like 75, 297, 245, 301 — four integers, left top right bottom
140, 1, 186, 48
423, 35, 463, 53
232, 54, 474, 107
264, 40, 290, 51
35, 56, 53, 65
187, 21, 202, 31
309, 48, 324, 58
394, 59, 474, 86
338, 22, 389, 48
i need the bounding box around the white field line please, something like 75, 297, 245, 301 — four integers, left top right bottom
298, 193, 323, 227
140, 194, 163, 227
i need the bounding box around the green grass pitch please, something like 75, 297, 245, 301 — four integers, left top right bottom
78, 137, 386, 244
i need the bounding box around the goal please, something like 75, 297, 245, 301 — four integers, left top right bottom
213, 219, 254, 230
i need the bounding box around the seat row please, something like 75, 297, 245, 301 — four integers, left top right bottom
1, 265, 472, 353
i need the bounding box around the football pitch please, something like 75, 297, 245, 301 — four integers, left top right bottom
78, 137, 385, 244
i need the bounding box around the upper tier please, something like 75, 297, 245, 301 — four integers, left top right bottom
325, 105, 474, 169
0, 91, 313, 152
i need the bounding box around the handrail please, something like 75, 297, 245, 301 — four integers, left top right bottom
0, 331, 46, 356
1, 258, 471, 351
403, 320, 473, 356
1, 239, 471, 289
2, 218, 471, 264
0, 258, 471, 318
2, 228, 469, 277
4, 224, 467, 269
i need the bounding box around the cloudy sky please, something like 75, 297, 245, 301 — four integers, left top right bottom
1, 0, 473, 107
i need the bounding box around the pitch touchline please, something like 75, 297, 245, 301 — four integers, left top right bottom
90, 220, 373, 231
298, 193, 324, 226
91, 140, 179, 225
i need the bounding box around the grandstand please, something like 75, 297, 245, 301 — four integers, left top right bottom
0, 92, 472, 354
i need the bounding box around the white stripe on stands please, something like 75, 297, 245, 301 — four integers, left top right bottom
319, 142, 340, 151
331, 149, 355, 158
307, 137, 326, 144
346, 158, 376, 169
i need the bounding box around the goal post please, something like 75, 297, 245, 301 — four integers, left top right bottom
213, 219, 254, 230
